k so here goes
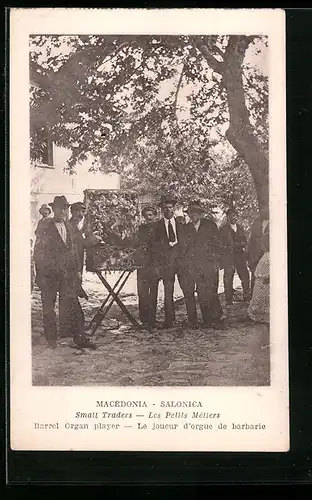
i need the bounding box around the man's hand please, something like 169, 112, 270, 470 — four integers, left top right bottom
85, 234, 103, 247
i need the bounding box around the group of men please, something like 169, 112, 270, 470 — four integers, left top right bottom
136, 196, 269, 331
32, 193, 269, 349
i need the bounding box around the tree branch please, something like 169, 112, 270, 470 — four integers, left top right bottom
194, 43, 224, 74
101, 41, 134, 66
30, 38, 134, 91
173, 62, 185, 120
207, 43, 225, 61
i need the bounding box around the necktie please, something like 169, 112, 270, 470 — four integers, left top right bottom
167, 220, 176, 242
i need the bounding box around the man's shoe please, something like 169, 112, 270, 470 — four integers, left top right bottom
162, 323, 174, 330
211, 320, 226, 330
74, 335, 97, 350
47, 340, 57, 349
202, 322, 212, 330
182, 320, 199, 329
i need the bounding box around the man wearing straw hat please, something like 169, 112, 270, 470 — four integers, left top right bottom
34, 195, 97, 350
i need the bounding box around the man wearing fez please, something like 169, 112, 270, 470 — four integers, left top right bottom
219, 208, 251, 305
136, 206, 160, 329
149, 195, 184, 329
179, 201, 224, 329
34, 195, 97, 350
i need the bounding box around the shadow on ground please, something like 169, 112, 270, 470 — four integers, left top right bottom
31, 284, 270, 387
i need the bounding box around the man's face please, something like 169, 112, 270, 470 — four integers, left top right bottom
162, 203, 175, 220
190, 211, 201, 224
41, 209, 51, 219
143, 210, 155, 224
227, 212, 237, 224
72, 208, 85, 223
54, 205, 68, 222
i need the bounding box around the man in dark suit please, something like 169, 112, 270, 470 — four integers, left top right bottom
149, 195, 184, 329
178, 202, 224, 329
247, 206, 269, 292
34, 195, 96, 350
219, 208, 251, 305
136, 206, 160, 329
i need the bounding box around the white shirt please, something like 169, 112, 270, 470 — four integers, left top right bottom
54, 221, 67, 244
164, 217, 178, 247
230, 223, 237, 232
193, 221, 201, 232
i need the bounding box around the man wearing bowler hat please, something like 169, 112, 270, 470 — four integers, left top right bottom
149, 195, 185, 329
34, 195, 97, 350
179, 201, 224, 329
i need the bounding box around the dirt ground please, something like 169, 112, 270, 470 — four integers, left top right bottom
31, 274, 270, 387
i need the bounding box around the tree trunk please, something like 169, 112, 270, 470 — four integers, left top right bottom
222, 36, 269, 209
195, 36, 269, 209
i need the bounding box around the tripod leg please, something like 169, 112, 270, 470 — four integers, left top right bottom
87, 271, 126, 331
97, 271, 141, 329
89, 271, 130, 336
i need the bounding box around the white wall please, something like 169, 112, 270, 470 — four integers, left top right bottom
31, 144, 120, 238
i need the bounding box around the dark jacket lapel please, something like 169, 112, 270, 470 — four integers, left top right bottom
50, 219, 70, 248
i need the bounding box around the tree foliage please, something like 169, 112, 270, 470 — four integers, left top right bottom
30, 34, 268, 212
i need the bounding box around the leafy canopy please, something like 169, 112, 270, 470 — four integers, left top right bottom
30, 35, 267, 219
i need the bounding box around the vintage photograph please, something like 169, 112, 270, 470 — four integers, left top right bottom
30, 33, 270, 387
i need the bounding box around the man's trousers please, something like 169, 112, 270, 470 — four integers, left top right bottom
223, 257, 250, 304
39, 273, 85, 343
137, 268, 159, 326
178, 261, 222, 326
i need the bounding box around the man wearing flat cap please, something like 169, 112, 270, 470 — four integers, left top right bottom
34, 195, 96, 350
136, 205, 160, 329
179, 201, 224, 329
149, 195, 185, 329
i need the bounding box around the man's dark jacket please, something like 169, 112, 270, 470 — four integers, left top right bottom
134, 222, 155, 269
181, 218, 221, 272
149, 218, 185, 276
219, 222, 248, 267
34, 218, 81, 284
